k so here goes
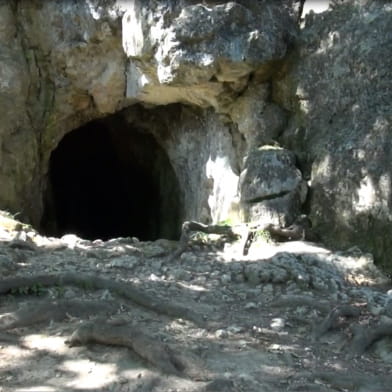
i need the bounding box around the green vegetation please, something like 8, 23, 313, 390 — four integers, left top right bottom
10, 283, 46, 297
254, 228, 273, 244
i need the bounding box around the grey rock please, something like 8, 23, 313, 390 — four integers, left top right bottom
124, 1, 296, 108
384, 299, 392, 318
270, 318, 285, 332
275, 1, 392, 271
215, 329, 228, 339
240, 146, 306, 226
109, 256, 139, 269
220, 273, 232, 285
245, 302, 258, 310
240, 147, 302, 202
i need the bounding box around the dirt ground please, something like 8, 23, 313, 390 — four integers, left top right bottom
0, 216, 392, 392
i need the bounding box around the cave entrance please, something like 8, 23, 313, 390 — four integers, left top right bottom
41, 115, 182, 241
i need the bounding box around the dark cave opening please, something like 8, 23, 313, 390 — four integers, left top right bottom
41, 116, 182, 241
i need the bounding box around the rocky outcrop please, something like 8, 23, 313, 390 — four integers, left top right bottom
0, 0, 391, 270
275, 0, 392, 270
123, 0, 297, 109
0, 1, 126, 225
0, 0, 301, 234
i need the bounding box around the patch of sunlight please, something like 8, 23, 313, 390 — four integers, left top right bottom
206, 155, 239, 224
274, 241, 330, 255
177, 282, 207, 292
15, 387, 56, 392
120, 368, 150, 379
62, 359, 118, 389
295, 86, 310, 114
354, 175, 376, 213
0, 345, 30, 358
249, 241, 329, 260
267, 343, 296, 354
303, 0, 330, 15
314, 154, 332, 178
22, 334, 69, 355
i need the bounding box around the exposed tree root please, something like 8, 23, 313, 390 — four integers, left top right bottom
66, 320, 212, 381
349, 320, 392, 356
0, 273, 206, 327
168, 221, 238, 262
0, 299, 118, 330
312, 305, 360, 340
264, 223, 306, 242
271, 295, 331, 313
312, 370, 392, 391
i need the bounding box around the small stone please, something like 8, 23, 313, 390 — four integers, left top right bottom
172, 269, 192, 281
245, 302, 257, 310
64, 289, 76, 299
233, 273, 245, 283
220, 273, 232, 284
262, 283, 274, 295
270, 318, 285, 331
109, 256, 138, 269
149, 273, 160, 281
227, 325, 243, 334
369, 305, 383, 316
215, 329, 228, 338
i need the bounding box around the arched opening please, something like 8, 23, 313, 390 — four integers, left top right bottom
41, 115, 182, 241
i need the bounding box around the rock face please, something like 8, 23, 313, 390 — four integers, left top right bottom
0, 0, 300, 237
240, 146, 306, 225
0, 1, 391, 269
123, 0, 297, 109
275, 0, 392, 270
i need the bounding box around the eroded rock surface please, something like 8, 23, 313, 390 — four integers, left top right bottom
240, 146, 307, 225
275, 0, 392, 270
1, 1, 392, 269
123, 0, 297, 109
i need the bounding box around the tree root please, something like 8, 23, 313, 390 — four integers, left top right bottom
0, 299, 118, 330
167, 221, 238, 262
349, 320, 392, 356
66, 320, 212, 381
0, 273, 206, 327
312, 305, 360, 340
311, 370, 392, 391
271, 295, 331, 313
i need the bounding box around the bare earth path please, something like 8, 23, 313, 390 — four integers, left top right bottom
0, 219, 391, 392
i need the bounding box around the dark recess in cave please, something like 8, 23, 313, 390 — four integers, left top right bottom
41, 116, 182, 241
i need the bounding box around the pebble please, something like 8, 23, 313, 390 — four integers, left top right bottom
245, 302, 257, 310
220, 273, 232, 284
215, 329, 228, 338
270, 318, 285, 331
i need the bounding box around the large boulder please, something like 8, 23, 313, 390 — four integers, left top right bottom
240, 146, 307, 226
275, 1, 392, 270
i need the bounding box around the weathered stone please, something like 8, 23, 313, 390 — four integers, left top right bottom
240, 146, 306, 225
0, 0, 391, 275
229, 84, 288, 147
275, 1, 392, 271
122, 0, 297, 109
241, 146, 302, 202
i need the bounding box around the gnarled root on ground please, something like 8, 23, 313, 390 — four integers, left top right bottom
312, 305, 360, 340
66, 320, 212, 381
0, 273, 206, 327
349, 320, 392, 356
0, 299, 118, 330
